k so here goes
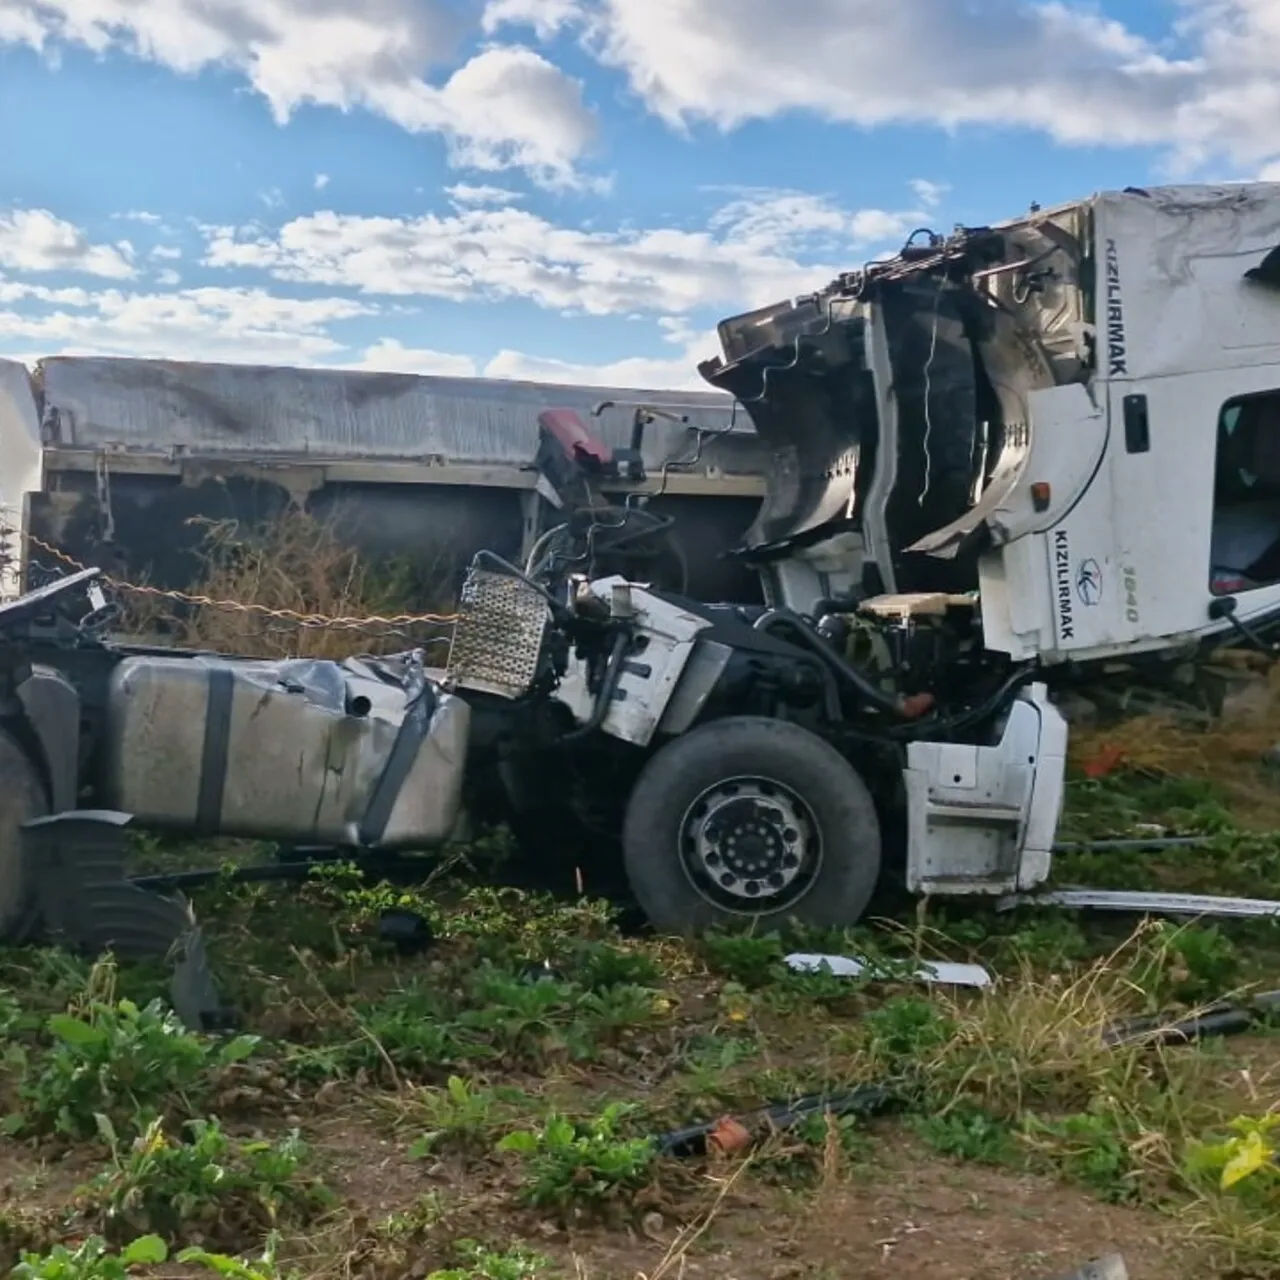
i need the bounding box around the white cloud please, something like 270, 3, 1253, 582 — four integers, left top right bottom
482, 0, 583, 40
0, 1, 599, 187
445, 183, 522, 206
349, 337, 478, 377
484, 317, 713, 388
0, 210, 136, 278
910, 179, 950, 209
572, 0, 1280, 171
314, 173, 331, 191
202, 187, 923, 317
1262, 161, 1280, 181
155, 268, 182, 286
0, 284, 373, 364
151, 245, 182, 261
392, 45, 599, 189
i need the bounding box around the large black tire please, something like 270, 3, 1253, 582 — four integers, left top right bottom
0, 728, 47, 943
622, 716, 882, 936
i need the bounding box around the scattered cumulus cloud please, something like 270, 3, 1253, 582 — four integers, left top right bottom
0, 282, 374, 364
445, 183, 522, 206
0, 210, 136, 278
488, 0, 1280, 175
481, 0, 583, 40
350, 337, 478, 377
201, 186, 922, 317
314, 173, 331, 191
484, 317, 712, 388
0, 0, 600, 187
910, 179, 950, 209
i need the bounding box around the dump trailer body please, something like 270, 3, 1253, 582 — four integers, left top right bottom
0, 358, 770, 603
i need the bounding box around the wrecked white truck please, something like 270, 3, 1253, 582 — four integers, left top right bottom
2, 182, 1279, 998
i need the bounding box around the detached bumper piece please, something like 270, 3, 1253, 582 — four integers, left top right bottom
20, 810, 228, 1032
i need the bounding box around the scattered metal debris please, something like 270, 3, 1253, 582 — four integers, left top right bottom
785, 952, 993, 988
998, 887, 1280, 919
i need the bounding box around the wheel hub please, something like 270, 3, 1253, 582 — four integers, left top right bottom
679, 777, 821, 912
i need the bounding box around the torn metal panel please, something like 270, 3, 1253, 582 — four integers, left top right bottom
1094, 183, 1280, 381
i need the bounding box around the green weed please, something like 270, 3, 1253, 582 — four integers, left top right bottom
497, 1104, 656, 1210
427, 1239, 555, 1279
85, 1115, 329, 1246
407, 1076, 535, 1156
11, 1000, 259, 1139
12, 1235, 167, 1280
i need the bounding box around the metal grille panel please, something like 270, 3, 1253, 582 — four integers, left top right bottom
446, 569, 550, 699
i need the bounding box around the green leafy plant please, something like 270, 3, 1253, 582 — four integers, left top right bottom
408, 1076, 532, 1156
700, 933, 786, 988
863, 995, 956, 1064
497, 1104, 656, 1209
427, 1239, 554, 1279
85, 1115, 329, 1245
1023, 1108, 1137, 1202
13, 1001, 259, 1139
915, 1105, 1017, 1164
12, 1235, 167, 1279
1184, 1113, 1280, 1200
1129, 921, 1242, 1004
177, 1237, 298, 1280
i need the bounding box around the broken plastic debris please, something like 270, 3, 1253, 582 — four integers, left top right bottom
706, 1116, 752, 1157
784, 953, 992, 988
1048, 1253, 1128, 1280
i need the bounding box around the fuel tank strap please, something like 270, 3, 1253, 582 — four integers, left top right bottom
195, 667, 234, 835
358, 688, 434, 848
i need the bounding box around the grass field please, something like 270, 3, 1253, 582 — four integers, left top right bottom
2, 762, 1280, 1280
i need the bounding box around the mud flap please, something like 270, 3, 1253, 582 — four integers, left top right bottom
20, 810, 230, 1032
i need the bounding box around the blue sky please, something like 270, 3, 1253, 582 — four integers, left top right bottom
0, 0, 1277, 388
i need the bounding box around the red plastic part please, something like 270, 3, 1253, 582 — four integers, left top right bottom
537, 408, 613, 469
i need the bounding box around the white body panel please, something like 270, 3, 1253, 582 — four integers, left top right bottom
905, 683, 1067, 896
980, 183, 1280, 663
555, 577, 711, 748
0, 360, 42, 602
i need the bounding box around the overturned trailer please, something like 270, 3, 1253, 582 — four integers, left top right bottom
0, 359, 769, 604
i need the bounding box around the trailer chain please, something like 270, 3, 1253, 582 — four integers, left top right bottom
3, 520, 460, 634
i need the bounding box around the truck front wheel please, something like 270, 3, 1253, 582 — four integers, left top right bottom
0, 727, 47, 943
622, 716, 882, 936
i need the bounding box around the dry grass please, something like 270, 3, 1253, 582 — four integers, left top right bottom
122, 510, 456, 661
1068, 655, 1280, 829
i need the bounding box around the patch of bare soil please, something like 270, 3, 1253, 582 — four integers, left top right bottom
554, 1146, 1180, 1280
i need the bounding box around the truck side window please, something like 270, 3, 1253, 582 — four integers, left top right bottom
1210, 390, 1280, 594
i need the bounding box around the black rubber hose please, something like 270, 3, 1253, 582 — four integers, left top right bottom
752, 608, 908, 717
655, 1083, 899, 1157
897, 665, 1034, 741
559, 629, 630, 743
